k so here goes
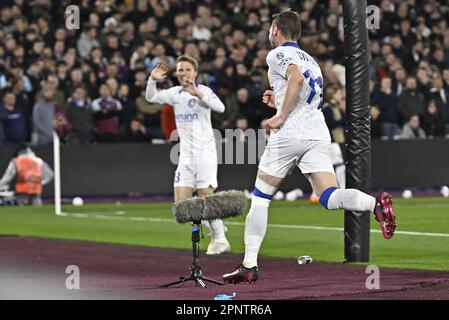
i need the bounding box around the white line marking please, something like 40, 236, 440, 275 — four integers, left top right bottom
59, 212, 449, 238
62, 210, 126, 215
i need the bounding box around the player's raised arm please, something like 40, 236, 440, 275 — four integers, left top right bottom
266, 64, 304, 129
145, 63, 170, 103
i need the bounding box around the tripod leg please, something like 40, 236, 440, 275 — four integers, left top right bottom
159, 277, 189, 288
195, 278, 206, 288
201, 276, 225, 285
161, 223, 224, 288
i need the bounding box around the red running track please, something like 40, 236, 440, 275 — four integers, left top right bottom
0, 236, 448, 300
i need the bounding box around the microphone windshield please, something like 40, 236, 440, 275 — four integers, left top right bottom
172, 190, 248, 223
172, 197, 203, 223
202, 190, 248, 221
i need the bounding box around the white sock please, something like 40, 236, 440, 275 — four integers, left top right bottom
207, 219, 226, 241
335, 165, 346, 189
202, 220, 211, 230
243, 195, 270, 268
324, 188, 376, 212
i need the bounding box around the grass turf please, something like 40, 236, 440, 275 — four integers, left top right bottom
1, 197, 449, 271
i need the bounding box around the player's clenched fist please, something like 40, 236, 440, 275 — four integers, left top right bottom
262, 90, 276, 108
266, 114, 285, 130
150, 63, 168, 80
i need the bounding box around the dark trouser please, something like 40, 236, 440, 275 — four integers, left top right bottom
15, 194, 42, 206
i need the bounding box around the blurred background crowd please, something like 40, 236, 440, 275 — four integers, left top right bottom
1, 0, 449, 147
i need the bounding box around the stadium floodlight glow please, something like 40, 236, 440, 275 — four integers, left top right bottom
160, 190, 248, 288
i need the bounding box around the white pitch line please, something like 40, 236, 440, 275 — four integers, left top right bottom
391, 230, 449, 237
61, 211, 126, 216
395, 203, 449, 208
58, 211, 449, 238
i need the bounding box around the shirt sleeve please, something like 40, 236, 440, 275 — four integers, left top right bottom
0, 161, 17, 189
267, 48, 300, 79
41, 162, 54, 185
145, 77, 174, 105
198, 86, 225, 113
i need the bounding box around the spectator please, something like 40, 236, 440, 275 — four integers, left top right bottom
117, 83, 136, 128
103, 32, 121, 60
66, 68, 86, 99
401, 115, 426, 139
421, 100, 446, 138
236, 87, 260, 129
402, 40, 424, 74
428, 72, 449, 124
0, 63, 32, 95
392, 66, 407, 96
32, 86, 58, 146
212, 86, 240, 131
56, 61, 70, 91
76, 25, 100, 59
322, 87, 346, 143
442, 69, 449, 92
130, 68, 149, 100
120, 119, 147, 143
390, 34, 404, 59
193, 17, 212, 41
235, 114, 249, 143
38, 74, 65, 107
134, 89, 163, 140
416, 62, 433, 94
0, 91, 28, 146
105, 77, 119, 97
11, 77, 32, 135
370, 104, 383, 139
429, 48, 448, 70
88, 47, 108, 81
64, 87, 94, 144
399, 19, 414, 48
1, 0, 449, 145
373, 77, 400, 138
110, 54, 130, 82
91, 84, 123, 143
397, 76, 426, 125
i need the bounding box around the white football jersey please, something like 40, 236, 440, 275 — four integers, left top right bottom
149, 84, 220, 164
266, 42, 331, 141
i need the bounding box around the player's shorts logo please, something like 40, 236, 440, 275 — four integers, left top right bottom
276, 52, 284, 59
188, 98, 196, 108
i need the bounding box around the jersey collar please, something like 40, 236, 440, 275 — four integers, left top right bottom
282, 42, 300, 48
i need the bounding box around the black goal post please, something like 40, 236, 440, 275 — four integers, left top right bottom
342, 0, 371, 262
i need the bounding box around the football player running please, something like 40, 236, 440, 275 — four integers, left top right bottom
223, 10, 396, 284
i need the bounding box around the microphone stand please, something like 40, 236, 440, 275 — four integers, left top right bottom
159, 221, 224, 288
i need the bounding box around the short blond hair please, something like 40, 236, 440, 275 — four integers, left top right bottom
176, 55, 199, 71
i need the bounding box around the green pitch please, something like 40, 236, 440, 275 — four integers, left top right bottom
1, 197, 449, 271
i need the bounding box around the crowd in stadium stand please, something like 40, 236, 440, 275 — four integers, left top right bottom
1, 0, 449, 147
